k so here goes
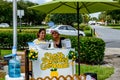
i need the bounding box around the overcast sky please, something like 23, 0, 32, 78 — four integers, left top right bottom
89, 12, 101, 18
29, 0, 52, 4
8, 0, 52, 4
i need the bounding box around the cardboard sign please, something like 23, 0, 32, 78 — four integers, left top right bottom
32, 48, 74, 78
62, 39, 71, 48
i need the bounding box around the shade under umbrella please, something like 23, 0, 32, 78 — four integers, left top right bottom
29, 0, 120, 75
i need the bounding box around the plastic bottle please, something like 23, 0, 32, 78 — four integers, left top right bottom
49, 40, 54, 49
8, 54, 21, 78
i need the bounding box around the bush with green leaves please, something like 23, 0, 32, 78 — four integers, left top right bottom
59, 36, 105, 64
79, 37, 105, 64
0, 32, 105, 64
73, 23, 90, 31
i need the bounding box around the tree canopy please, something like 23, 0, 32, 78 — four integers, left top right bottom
47, 13, 83, 26
98, 10, 120, 24
0, 1, 46, 26
106, 10, 120, 23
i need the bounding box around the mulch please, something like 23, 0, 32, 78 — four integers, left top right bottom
0, 71, 6, 79
0, 59, 6, 79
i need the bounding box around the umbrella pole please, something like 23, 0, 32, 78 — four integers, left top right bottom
77, 2, 80, 75
13, 0, 17, 53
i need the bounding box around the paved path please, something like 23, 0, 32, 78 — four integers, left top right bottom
91, 25, 120, 48
104, 48, 120, 80
105, 48, 120, 55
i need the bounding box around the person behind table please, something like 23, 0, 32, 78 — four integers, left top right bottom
33, 28, 46, 44
51, 30, 65, 48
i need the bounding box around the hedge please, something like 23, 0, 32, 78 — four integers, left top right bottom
79, 37, 105, 64
0, 32, 105, 64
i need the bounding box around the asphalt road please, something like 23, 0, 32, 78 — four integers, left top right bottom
91, 25, 120, 48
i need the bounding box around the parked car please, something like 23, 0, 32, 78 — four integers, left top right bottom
46, 25, 85, 36
0, 23, 10, 27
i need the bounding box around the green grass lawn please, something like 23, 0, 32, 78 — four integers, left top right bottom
0, 50, 12, 57
0, 49, 25, 57
107, 25, 120, 30
0, 78, 5, 80
77, 64, 114, 80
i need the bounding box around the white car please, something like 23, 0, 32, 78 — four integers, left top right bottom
0, 23, 10, 27
46, 25, 85, 36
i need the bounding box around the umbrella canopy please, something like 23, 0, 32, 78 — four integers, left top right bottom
29, 0, 120, 75
30, 0, 120, 14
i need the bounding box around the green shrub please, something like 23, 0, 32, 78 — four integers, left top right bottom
0, 31, 105, 64
80, 23, 87, 30
61, 36, 105, 64
74, 23, 86, 30
79, 37, 105, 64
17, 33, 36, 49
84, 26, 91, 30
0, 32, 13, 49
108, 24, 120, 26
84, 30, 92, 37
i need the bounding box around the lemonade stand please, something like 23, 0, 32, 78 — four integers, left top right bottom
28, 40, 76, 79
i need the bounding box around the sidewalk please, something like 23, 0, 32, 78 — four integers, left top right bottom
105, 48, 120, 56
104, 48, 120, 80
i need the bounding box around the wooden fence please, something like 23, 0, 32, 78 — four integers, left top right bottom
30, 74, 86, 80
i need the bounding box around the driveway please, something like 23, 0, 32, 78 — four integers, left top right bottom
91, 25, 120, 48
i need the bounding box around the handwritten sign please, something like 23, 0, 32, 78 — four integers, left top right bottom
41, 52, 69, 70
32, 49, 75, 78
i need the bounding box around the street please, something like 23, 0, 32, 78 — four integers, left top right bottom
91, 25, 120, 48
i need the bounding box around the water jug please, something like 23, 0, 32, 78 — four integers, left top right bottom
8, 54, 21, 78
12, 46, 17, 54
